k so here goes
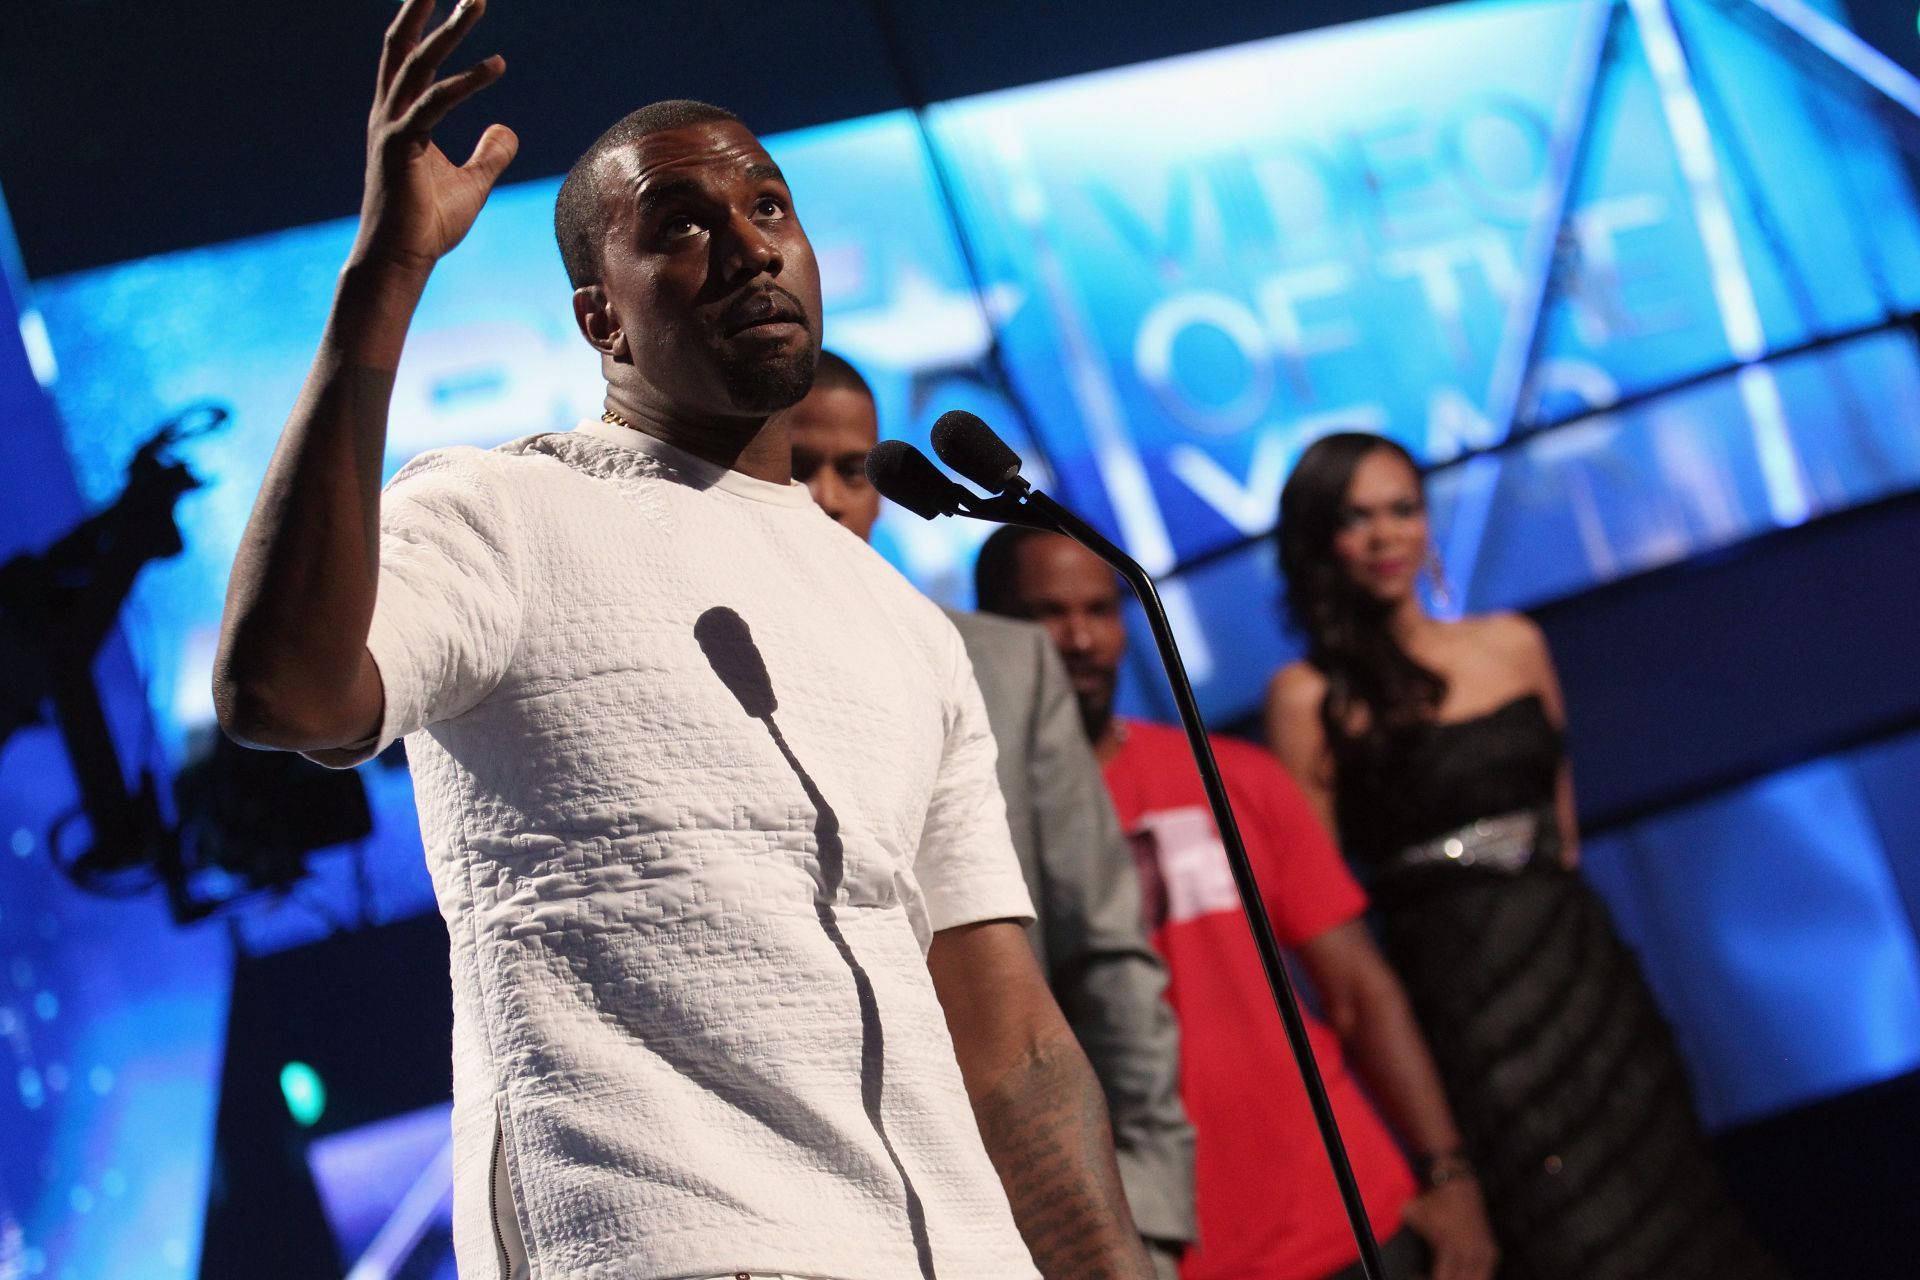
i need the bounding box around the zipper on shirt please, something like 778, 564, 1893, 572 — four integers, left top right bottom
491, 1098, 529, 1280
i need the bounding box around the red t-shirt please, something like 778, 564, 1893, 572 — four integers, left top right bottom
1103, 718, 1415, 1280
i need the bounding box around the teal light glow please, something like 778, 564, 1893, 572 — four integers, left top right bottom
278, 1062, 326, 1128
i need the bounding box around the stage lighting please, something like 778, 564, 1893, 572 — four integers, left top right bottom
278, 1061, 326, 1129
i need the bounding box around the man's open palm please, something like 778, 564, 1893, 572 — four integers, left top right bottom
358, 0, 518, 274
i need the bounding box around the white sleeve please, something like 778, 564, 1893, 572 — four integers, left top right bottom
913, 617, 1037, 935
305, 450, 523, 769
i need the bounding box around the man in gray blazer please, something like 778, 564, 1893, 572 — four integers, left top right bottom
786, 353, 1196, 1276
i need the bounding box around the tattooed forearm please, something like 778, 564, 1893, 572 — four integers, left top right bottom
973, 1039, 1153, 1280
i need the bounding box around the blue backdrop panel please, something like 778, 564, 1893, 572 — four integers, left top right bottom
1667, 0, 1920, 340
1536, 488, 1920, 824
1583, 741, 1920, 1128
1855, 730, 1920, 944
1423, 329, 1920, 617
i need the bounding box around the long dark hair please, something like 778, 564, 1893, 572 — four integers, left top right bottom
1276, 432, 1445, 761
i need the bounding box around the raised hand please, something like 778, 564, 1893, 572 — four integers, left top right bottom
355, 0, 519, 276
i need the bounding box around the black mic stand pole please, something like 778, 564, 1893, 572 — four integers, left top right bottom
965, 483, 1389, 1280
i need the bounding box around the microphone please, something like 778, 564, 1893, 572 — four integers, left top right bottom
931, 410, 1028, 496
906, 409, 1391, 1280
864, 440, 970, 520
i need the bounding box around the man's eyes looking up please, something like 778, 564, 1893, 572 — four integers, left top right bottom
656, 196, 787, 244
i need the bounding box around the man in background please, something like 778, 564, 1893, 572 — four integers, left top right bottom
975, 527, 1500, 1280
785, 353, 1197, 1278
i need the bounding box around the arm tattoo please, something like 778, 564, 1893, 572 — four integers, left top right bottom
973, 1040, 1150, 1279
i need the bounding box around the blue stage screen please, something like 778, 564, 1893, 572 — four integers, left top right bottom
1584, 737, 1920, 1129
33, 0, 1920, 747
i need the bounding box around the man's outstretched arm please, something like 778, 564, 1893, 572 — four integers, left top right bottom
929, 919, 1155, 1280
213, 0, 515, 751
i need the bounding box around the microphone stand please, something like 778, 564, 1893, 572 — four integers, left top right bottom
954, 482, 1389, 1280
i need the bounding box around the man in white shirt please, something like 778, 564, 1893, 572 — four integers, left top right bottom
211, 3, 1152, 1277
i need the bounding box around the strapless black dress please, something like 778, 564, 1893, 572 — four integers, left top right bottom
1335, 695, 1782, 1279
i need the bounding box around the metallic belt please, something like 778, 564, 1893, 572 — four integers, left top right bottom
1394, 808, 1541, 875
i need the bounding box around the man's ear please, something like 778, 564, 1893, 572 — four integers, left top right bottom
573, 284, 626, 361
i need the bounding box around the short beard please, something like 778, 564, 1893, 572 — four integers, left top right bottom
719, 344, 818, 414
1078, 690, 1114, 747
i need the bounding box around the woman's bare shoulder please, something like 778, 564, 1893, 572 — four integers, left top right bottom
1267, 660, 1328, 716
1458, 610, 1546, 655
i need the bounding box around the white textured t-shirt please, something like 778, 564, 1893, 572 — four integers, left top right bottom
325, 420, 1040, 1280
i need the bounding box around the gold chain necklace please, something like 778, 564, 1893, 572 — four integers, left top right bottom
600, 409, 635, 431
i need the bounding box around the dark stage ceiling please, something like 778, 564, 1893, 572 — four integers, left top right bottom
0, 0, 1443, 279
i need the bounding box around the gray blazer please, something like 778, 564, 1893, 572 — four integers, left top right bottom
946, 609, 1197, 1244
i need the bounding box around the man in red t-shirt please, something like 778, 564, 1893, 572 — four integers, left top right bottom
975, 527, 1497, 1280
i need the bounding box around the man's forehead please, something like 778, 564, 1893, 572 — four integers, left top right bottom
1023, 536, 1118, 598
601, 121, 784, 192
787, 391, 878, 450
789, 423, 874, 454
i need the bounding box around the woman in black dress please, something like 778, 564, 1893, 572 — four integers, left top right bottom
1264, 432, 1782, 1279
